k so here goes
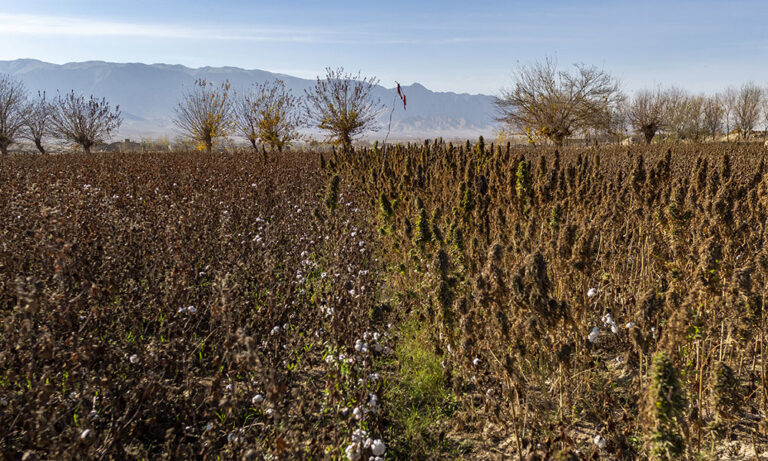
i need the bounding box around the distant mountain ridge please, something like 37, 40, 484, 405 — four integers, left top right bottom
0, 59, 499, 141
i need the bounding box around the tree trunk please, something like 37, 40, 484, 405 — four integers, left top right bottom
341, 133, 352, 154
34, 139, 46, 155
643, 128, 655, 145
0, 144, 7, 155
250, 138, 257, 150
83, 144, 91, 155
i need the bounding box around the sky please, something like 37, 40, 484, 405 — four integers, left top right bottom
1, 0, 767, 95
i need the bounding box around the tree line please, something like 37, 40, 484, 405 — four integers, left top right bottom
0, 76, 122, 155
0, 67, 381, 154
173, 67, 381, 154
2, 60, 767, 154
496, 58, 768, 146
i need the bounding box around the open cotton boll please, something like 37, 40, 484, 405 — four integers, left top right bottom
593, 434, 607, 449
602, 313, 619, 334
588, 327, 600, 343
370, 439, 386, 456
587, 288, 597, 298
351, 428, 367, 443
345, 442, 361, 461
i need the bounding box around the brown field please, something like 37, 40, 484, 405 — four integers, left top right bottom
2, 142, 768, 459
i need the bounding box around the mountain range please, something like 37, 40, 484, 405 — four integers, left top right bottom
0, 59, 500, 141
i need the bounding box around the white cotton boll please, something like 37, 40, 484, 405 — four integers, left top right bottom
224, 384, 233, 391
265, 408, 274, 416
80, 429, 93, 440
593, 434, 607, 449
587, 288, 597, 298
369, 373, 380, 381
588, 327, 600, 343
472, 357, 481, 366
187, 306, 196, 313
626, 322, 637, 329
353, 407, 362, 420
252, 394, 264, 404
271, 326, 281, 335
602, 313, 619, 335
325, 354, 335, 364
372, 332, 380, 341
370, 439, 386, 456
129, 354, 139, 364
345, 443, 362, 461
363, 332, 372, 341
351, 428, 367, 443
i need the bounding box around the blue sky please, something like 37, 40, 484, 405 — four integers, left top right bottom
1, 0, 766, 94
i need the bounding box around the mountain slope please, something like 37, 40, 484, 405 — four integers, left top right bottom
0, 59, 499, 140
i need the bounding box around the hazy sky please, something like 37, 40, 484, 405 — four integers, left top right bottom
1, 0, 766, 94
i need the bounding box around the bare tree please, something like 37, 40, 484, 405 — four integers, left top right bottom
304, 67, 382, 151
0, 74, 28, 155
595, 95, 628, 144
495, 58, 622, 147
763, 88, 768, 141
665, 90, 706, 141
23, 91, 51, 154
722, 86, 738, 141
174, 79, 235, 153
49, 91, 122, 154
732, 82, 763, 139
702, 94, 724, 141
237, 79, 302, 153
626, 88, 667, 144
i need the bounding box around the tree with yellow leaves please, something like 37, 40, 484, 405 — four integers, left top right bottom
304, 67, 382, 152
236, 79, 302, 153
174, 79, 234, 153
